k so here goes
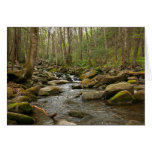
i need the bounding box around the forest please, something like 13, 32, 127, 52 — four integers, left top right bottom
7, 27, 145, 125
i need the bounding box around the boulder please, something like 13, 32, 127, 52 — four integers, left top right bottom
68, 110, 88, 118
81, 79, 97, 88
103, 82, 134, 99
8, 102, 33, 114
134, 90, 145, 102
39, 86, 61, 96
14, 94, 37, 102
48, 80, 69, 85
82, 90, 104, 101
81, 69, 97, 79
7, 112, 34, 124
7, 87, 14, 99
55, 119, 76, 125
107, 90, 135, 105
128, 80, 137, 84
24, 86, 40, 96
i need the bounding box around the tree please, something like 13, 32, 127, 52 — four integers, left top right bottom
22, 27, 39, 79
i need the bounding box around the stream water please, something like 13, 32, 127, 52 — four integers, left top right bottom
32, 74, 144, 125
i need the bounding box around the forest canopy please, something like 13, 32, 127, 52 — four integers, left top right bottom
7, 27, 144, 70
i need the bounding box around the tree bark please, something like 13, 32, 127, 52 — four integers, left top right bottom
22, 27, 39, 79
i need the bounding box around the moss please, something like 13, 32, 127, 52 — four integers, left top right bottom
128, 80, 137, 84
8, 102, 33, 114
81, 79, 97, 88
16, 94, 37, 102
7, 112, 34, 124
7, 87, 14, 99
25, 86, 40, 96
108, 90, 135, 105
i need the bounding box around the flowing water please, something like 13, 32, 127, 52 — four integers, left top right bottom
32, 74, 144, 125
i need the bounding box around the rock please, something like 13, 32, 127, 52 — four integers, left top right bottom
7, 112, 35, 124
72, 84, 82, 89
107, 90, 135, 105
55, 119, 76, 125
127, 71, 145, 76
128, 76, 137, 80
126, 120, 144, 125
15, 94, 37, 102
134, 90, 145, 102
128, 80, 137, 84
68, 110, 88, 118
39, 86, 61, 96
8, 102, 33, 114
103, 82, 134, 99
24, 86, 40, 96
7, 87, 14, 99
92, 73, 127, 86
48, 80, 69, 85
81, 69, 97, 79
134, 85, 145, 91
81, 79, 97, 88
82, 90, 104, 101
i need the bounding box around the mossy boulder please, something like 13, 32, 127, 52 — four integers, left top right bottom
8, 102, 33, 114
82, 90, 104, 101
81, 69, 97, 79
68, 110, 88, 118
128, 80, 137, 84
81, 79, 97, 88
7, 87, 14, 99
39, 86, 61, 96
7, 112, 34, 124
103, 82, 134, 99
107, 90, 135, 105
15, 94, 37, 102
24, 86, 40, 96
134, 90, 145, 102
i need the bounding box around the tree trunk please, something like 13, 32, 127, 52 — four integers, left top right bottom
47, 28, 51, 59
7, 28, 10, 62
54, 28, 58, 66
132, 28, 141, 68
103, 27, 108, 63
79, 27, 83, 60
22, 27, 39, 79
67, 27, 72, 64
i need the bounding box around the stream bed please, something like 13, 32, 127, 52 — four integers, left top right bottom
31, 74, 144, 125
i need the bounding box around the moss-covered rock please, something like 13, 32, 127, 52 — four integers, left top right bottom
82, 90, 104, 101
107, 90, 135, 105
81, 79, 97, 88
39, 86, 61, 96
68, 110, 88, 118
15, 94, 37, 102
24, 86, 40, 96
103, 82, 134, 99
8, 102, 33, 114
128, 80, 137, 84
7, 87, 14, 99
81, 69, 97, 79
7, 112, 34, 124
134, 90, 145, 102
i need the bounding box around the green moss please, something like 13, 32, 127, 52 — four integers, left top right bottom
7, 87, 14, 99
108, 90, 135, 105
128, 80, 137, 84
8, 102, 33, 114
7, 112, 34, 124
16, 94, 37, 102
